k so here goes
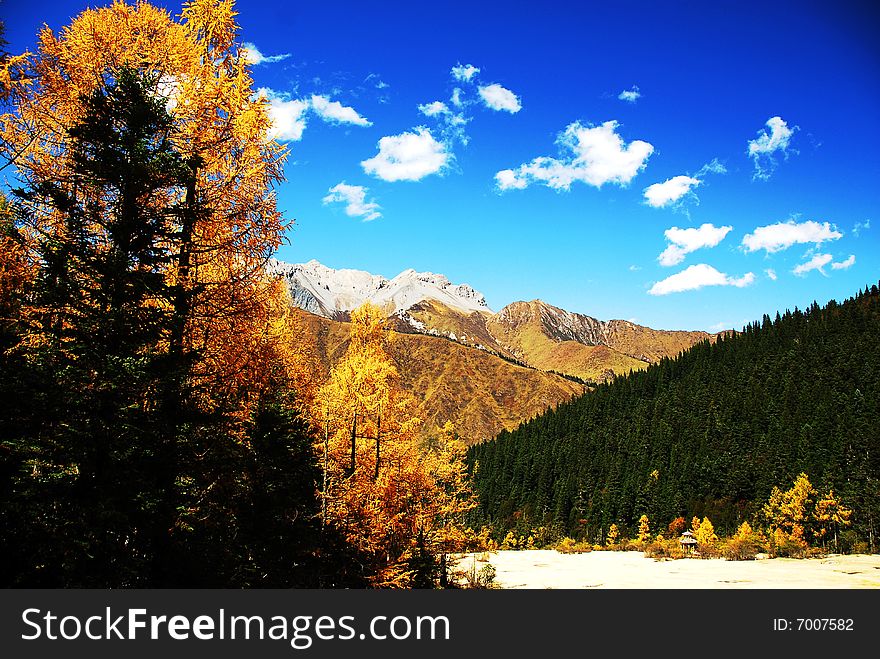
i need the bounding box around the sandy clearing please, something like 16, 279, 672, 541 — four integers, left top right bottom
453, 550, 880, 589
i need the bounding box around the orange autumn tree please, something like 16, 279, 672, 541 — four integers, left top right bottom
316, 303, 472, 586
813, 489, 853, 553
0, 1, 328, 586
762, 472, 816, 546
0, 0, 293, 416
415, 420, 476, 586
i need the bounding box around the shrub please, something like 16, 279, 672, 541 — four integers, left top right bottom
644, 537, 684, 559
555, 537, 593, 554
722, 536, 759, 561
722, 521, 767, 560
769, 528, 809, 558
457, 557, 497, 588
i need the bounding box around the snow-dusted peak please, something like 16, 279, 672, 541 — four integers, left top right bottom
269, 258, 491, 318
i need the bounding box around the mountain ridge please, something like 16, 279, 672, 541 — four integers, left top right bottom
273, 259, 718, 382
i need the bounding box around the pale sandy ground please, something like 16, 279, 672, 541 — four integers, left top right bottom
453, 550, 880, 589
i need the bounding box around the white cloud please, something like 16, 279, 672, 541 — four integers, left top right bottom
742, 219, 842, 253
853, 219, 871, 236
419, 100, 470, 145
494, 169, 527, 190
419, 101, 449, 117
451, 63, 480, 83
451, 88, 463, 108
242, 42, 291, 65
258, 88, 309, 142
765, 268, 777, 280
154, 74, 180, 111
257, 89, 374, 141
618, 86, 640, 103
310, 95, 372, 126
658, 223, 733, 266
643, 159, 726, 209
708, 321, 729, 333
644, 176, 701, 208
365, 73, 389, 89
322, 183, 381, 222
831, 254, 856, 270
361, 127, 450, 182
478, 83, 522, 113
629, 264, 641, 272
793, 253, 833, 276
496, 120, 653, 191
696, 158, 727, 176
747, 116, 797, 179
649, 264, 756, 295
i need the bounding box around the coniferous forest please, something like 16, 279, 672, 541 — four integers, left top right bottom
467, 287, 880, 550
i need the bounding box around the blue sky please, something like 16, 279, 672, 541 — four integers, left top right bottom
3, 0, 879, 331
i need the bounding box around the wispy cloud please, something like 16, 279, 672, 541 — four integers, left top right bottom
365, 73, 389, 89
478, 83, 522, 113
618, 86, 640, 103
451, 63, 480, 83
747, 116, 798, 180
658, 223, 733, 266
649, 264, 755, 295
765, 268, 777, 281
496, 120, 653, 191
853, 219, 871, 236
793, 253, 833, 276
695, 158, 727, 177
643, 159, 726, 209
242, 42, 291, 66
418, 101, 449, 117
310, 94, 372, 126
831, 254, 856, 270
415, 63, 519, 154
361, 127, 450, 182
322, 183, 381, 221
742, 219, 841, 253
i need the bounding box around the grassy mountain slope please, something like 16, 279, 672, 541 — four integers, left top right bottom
401, 298, 715, 383
295, 309, 583, 445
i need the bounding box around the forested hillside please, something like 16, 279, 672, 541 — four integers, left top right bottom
468, 285, 880, 549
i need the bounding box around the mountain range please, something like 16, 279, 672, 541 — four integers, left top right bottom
272, 259, 719, 442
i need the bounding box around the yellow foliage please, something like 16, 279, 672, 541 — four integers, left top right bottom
735, 520, 754, 540
315, 303, 474, 584
813, 489, 852, 551
763, 473, 815, 534
0, 0, 298, 423
695, 516, 717, 546
637, 514, 651, 543
606, 523, 620, 547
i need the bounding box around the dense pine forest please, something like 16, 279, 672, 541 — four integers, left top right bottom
468, 286, 880, 551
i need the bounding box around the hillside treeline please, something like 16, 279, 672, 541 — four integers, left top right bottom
468, 286, 880, 550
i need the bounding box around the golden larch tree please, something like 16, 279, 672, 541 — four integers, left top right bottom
637, 514, 651, 543
315, 302, 471, 586
606, 523, 620, 548
813, 489, 853, 552
0, 0, 294, 420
